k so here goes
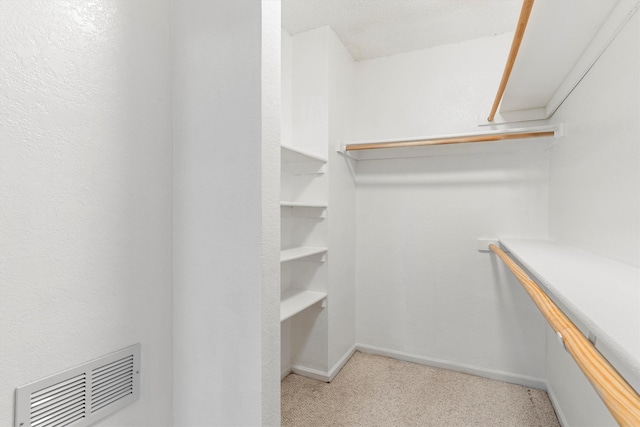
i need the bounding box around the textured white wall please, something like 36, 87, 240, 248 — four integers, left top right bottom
545, 12, 639, 426
326, 29, 357, 370
261, 1, 282, 424
172, 0, 263, 424
549, 13, 639, 268
281, 31, 293, 148
353, 36, 549, 383
0, 1, 173, 425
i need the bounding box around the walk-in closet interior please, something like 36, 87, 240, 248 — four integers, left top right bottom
1, 0, 638, 426
279, 0, 639, 425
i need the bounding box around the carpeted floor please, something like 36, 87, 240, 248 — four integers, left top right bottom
282, 351, 560, 426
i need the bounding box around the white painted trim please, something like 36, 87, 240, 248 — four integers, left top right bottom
545, 382, 570, 427
281, 366, 292, 381
290, 345, 357, 382
327, 345, 357, 382
356, 344, 547, 390
545, 0, 640, 118
291, 365, 330, 382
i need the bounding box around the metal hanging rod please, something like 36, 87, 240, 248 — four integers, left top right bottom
487, 0, 536, 122
344, 129, 554, 152
489, 243, 640, 426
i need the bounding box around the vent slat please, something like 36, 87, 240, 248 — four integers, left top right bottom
49, 412, 85, 427
31, 375, 86, 400
31, 383, 85, 409
48, 411, 85, 427
92, 361, 133, 381
92, 356, 133, 377
92, 369, 133, 394
92, 366, 133, 389
92, 376, 132, 402
92, 381, 132, 408
91, 389, 132, 413
31, 394, 85, 420
31, 406, 84, 427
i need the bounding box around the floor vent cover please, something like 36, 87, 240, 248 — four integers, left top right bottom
15, 344, 140, 427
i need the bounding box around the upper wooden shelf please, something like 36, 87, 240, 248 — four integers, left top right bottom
499, 238, 640, 380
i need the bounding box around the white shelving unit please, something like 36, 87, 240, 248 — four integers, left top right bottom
280, 145, 328, 325
280, 289, 327, 322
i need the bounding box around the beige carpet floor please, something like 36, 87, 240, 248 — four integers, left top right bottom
282, 351, 560, 427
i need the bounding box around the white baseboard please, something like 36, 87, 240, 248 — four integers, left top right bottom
327, 345, 357, 381
545, 383, 568, 427
285, 343, 547, 391
356, 343, 547, 390
281, 366, 292, 381
290, 345, 357, 383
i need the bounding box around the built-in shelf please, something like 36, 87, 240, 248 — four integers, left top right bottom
280, 201, 327, 209
281, 145, 327, 163
280, 246, 328, 263
499, 238, 640, 378
280, 289, 327, 322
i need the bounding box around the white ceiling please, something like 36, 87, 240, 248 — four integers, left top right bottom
281, 0, 523, 61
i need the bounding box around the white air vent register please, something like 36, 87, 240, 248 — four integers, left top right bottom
14, 344, 140, 427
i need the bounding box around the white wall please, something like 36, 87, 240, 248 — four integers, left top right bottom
261, 1, 282, 425
281, 31, 293, 148
327, 30, 357, 370
545, 11, 639, 426
0, 1, 173, 425
354, 35, 549, 384
172, 0, 266, 424
549, 13, 639, 268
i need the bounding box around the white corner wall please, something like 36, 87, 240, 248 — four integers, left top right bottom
545, 11, 639, 427
172, 0, 267, 424
261, 1, 282, 425
0, 1, 173, 425
354, 35, 549, 385
326, 30, 357, 370
549, 12, 639, 268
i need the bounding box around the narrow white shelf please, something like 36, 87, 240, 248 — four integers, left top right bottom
280, 201, 327, 209
499, 238, 640, 378
339, 125, 559, 161
280, 246, 328, 263
280, 289, 327, 322
281, 145, 327, 163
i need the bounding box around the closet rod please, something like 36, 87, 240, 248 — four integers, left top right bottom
487, 0, 535, 122
345, 130, 554, 152
489, 243, 640, 426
